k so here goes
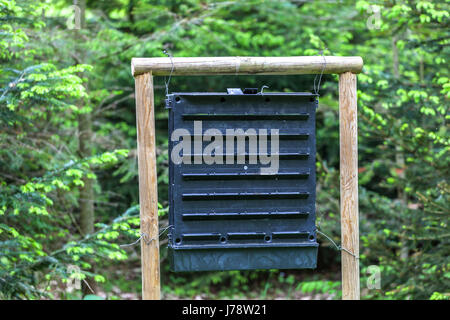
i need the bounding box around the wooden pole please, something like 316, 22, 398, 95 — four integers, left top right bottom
339, 72, 360, 300
135, 72, 160, 300
131, 56, 363, 76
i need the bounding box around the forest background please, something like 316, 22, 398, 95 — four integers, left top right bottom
0, 0, 448, 300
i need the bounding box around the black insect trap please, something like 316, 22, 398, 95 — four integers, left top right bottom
167, 88, 318, 271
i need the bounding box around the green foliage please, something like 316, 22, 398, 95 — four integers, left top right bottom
0, 0, 135, 299
297, 280, 341, 299
355, 0, 449, 300
429, 291, 450, 300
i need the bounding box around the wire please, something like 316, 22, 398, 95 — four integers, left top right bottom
316, 229, 359, 259
120, 225, 174, 247
163, 49, 174, 96
313, 48, 327, 95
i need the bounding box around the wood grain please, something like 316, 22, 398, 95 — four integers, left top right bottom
135, 72, 160, 300
131, 56, 363, 76
339, 72, 360, 300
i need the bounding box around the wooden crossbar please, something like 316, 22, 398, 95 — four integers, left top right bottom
131, 56, 363, 76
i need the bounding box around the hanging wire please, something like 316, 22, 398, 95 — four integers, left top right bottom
163, 49, 175, 96
120, 233, 144, 247
316, 229, 359, 259
259, 85, 269, 95
120, 225, 174, 247
313, 48, 327, 95
158, 224, 173, 237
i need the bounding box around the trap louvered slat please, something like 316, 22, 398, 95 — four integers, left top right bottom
182, 113, 310, 121
181, 170, 310, 180
181, 210, 310, 220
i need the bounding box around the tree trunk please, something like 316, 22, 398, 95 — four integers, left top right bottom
74, 0, 96, 296
392, 36, 409, 260
78, 110, 96, 296
79, 112, 94, 238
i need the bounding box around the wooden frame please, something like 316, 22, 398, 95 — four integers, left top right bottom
132, 56, 362, 300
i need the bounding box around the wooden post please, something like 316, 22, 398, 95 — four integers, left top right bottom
135, 72, 160, 300
339, 72, 360, 300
